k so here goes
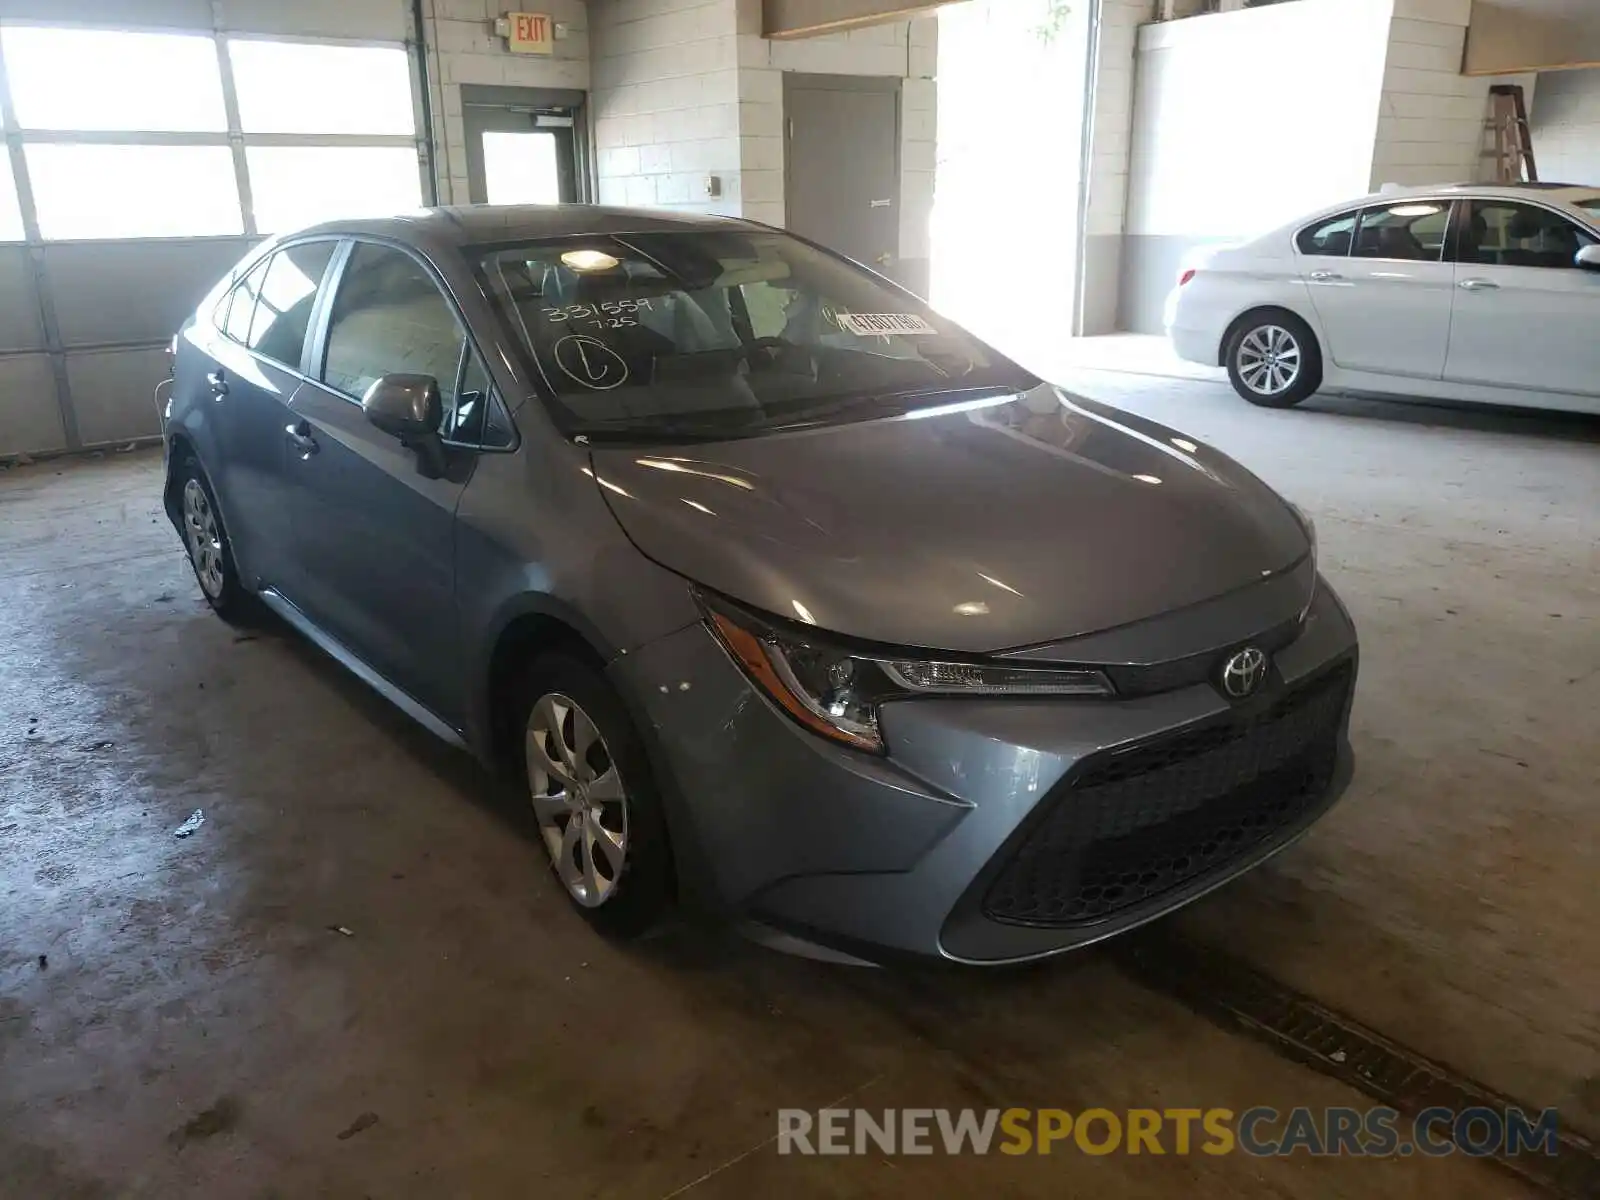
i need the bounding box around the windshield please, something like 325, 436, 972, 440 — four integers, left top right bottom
473, 229, 1035, 439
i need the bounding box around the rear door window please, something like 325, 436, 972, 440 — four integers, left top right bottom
1352, 202, 1451, 262
246, 240, 337, 370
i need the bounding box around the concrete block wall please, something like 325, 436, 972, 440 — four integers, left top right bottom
1531, 69, 1600, 185
588, 0, 744, 217
419, 0, 590, 203
1114, 0, 1395, 333
1369, 0, 1539, 189
589, 0, 935, 286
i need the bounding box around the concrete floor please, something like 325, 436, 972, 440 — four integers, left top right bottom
2, 372, 1595, 1198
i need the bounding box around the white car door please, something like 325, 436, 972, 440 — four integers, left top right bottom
1444, 199, 1600, 398
1298, 200, 1455, 379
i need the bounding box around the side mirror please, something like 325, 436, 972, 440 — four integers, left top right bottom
362, 374, 446, 476
362, 373, 443, 439
1576, 244, 1600, 272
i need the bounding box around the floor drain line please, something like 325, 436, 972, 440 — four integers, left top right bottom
1116, 930, 1600, 1199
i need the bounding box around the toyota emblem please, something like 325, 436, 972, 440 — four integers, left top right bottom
1220, 646, 1269, 699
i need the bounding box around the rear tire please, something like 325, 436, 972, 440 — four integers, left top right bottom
175, 455, 253, 623
512, 653, 673, 938
1224, 312, 1322, 408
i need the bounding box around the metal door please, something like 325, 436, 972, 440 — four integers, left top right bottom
785, 75, 900, 280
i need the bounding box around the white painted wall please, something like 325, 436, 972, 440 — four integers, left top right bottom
1115, 0, 1393, 332
1127, 0, 1392, 244
1532, 68, 1600, 184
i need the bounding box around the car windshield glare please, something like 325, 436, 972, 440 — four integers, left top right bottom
473, 229, 1034, 438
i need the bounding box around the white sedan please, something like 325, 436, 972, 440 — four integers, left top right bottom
1166, 183, 1600, 412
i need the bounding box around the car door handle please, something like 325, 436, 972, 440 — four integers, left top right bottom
285, 421, 318, 458
1459, 278, 1499, 291
206, 369, 228, 398
1308, 270, 1343, 282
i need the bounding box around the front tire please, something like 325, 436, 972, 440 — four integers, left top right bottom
513, 654, 673, 938
1225, 312, 1322, 408
175, 456, 252, 622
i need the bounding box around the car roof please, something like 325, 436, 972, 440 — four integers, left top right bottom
1340, 181, 1600, 208
1263, 181, 1600, 241
288, 204, 754, 252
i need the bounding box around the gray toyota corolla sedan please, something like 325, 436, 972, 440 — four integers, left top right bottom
163, 205, 1357, 965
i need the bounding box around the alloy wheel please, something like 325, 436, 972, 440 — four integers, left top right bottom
525, 692, 629, 907
182, 478, 226, 598
1236, 325, 1302, 397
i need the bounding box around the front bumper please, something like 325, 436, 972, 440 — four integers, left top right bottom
612, 581, 1358, 965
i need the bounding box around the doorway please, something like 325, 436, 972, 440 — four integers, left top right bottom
932, 0, 1093, 364
461, 86, 587, 205
784, 75, 903, 285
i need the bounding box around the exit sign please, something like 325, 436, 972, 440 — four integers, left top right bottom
505, 12, 554, 55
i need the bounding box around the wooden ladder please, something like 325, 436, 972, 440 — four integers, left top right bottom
1488, 84, 1538, 183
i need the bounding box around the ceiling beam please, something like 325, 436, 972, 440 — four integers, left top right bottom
1465, 2, 1600, 74
762, 0, 958, 40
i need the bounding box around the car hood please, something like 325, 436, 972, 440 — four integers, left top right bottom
587, 385, 1310, 654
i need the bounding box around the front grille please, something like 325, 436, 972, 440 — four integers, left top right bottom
1099, 615, 1305, 698
982, 665, 1351, 927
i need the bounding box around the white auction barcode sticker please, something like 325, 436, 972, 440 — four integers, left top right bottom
835, 312, 938, 336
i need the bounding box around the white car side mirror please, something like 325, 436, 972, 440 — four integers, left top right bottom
1576, 244, 1600, 272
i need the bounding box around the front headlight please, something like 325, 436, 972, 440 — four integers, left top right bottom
702, 596, 1113, 754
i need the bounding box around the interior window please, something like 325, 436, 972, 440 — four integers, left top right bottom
322, 243, 466, 404
227, 40, 415, 136
1353, 203, 1450, 262
1460, 201, 1596, 268
1, 26, 227, 133
223, 258, 270, 343
26, 143, 242, 240
247, 241, 336, 369
1296, 212, 1358, 257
